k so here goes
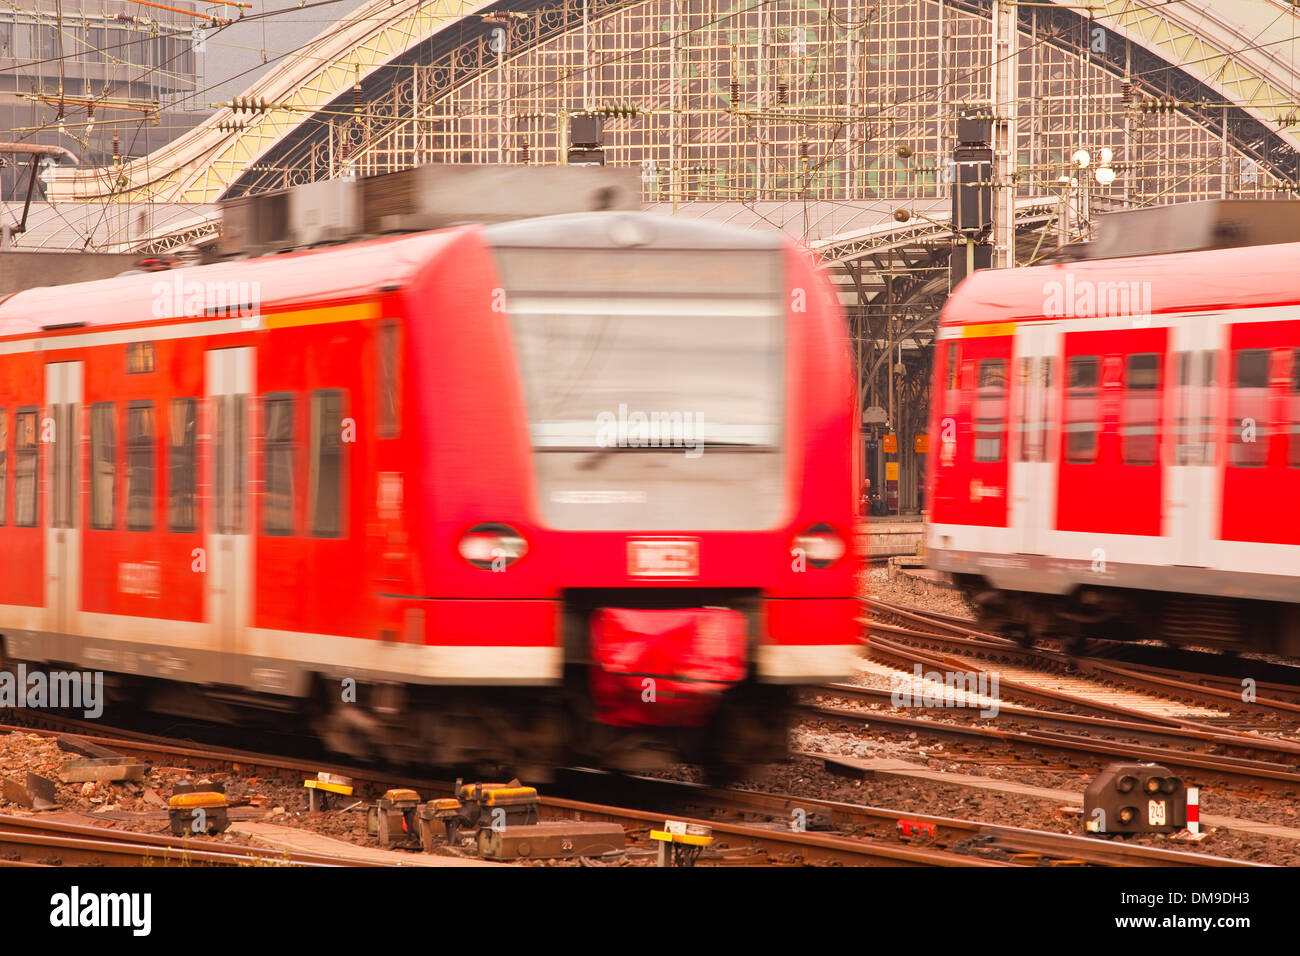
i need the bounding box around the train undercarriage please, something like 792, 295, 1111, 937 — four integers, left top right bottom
955, 574, 1300, 658
1, 628, 794, 782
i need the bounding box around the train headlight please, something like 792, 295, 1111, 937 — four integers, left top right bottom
793, 524, 846, 569
458, 523, 528, 569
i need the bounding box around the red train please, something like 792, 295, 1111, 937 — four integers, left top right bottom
927, 208, 1300, 656
0, 211, 860, 776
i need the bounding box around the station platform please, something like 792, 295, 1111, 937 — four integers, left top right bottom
856, 515, 927, 561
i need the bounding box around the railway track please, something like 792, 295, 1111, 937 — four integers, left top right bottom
0, 718, 993, 867
546, 770, 1261, 867
867, 599, 1300, 727
826, 600, 1300, 793
800, 697, 1300, 792
3, 716, 1244, 866
0, 814, 378, 867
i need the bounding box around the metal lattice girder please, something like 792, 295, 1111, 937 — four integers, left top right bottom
1087, 0, 1300, 150
45, 0, 498, 204
38, 0, 1300, 241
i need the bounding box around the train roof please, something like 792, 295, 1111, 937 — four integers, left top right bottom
0, 227, 467, 340
943, 238, 1300, 325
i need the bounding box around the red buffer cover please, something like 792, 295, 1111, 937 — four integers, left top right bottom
589, 608, 748, 727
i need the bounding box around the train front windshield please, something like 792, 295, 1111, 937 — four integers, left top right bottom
497, 246, 787, 531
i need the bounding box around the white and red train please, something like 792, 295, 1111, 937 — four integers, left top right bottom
926, 225, 1300, 655
0, 211, 860, 775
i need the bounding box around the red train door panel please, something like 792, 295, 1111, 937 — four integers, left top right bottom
933, 333, 1013, 527
1056, 327, 1167, 536
46, 361, 82, 638
1221, 319, 1300, 544
205, 348, 254, 681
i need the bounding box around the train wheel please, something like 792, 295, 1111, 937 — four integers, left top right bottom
1064, 633, 1089, 656
1006, 624, 1033, 648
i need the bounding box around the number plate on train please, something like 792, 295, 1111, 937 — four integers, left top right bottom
627, 538, 699, 577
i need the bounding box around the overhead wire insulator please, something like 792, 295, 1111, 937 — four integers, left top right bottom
1139, 96, 1178, 114
520, 139, 529, 163
777, 79, 789, 106
112, 130, 120, 166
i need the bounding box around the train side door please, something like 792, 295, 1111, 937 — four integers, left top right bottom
1011, 324, 1060, 554
45, 361, 82, 640
1168, 316, 1220, 567
205, 348, 253, 681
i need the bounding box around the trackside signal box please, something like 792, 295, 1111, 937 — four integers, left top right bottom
1084, 762, 1187, 834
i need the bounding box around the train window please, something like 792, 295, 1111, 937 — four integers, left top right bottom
945, 342, 959, 394
1230, 349, 1270, 468
126, 342, 155, 374
168, 398, 198, 533
51, 402, 76, 530
1199, 351, 1218, 463
973, 358, 1006, 463
377, 321, 400, 439
1064, 356, 1100, 463
0, 409, 6, 526
1291, 348, 1300, 468
90, 403, 116, 530
263, 394, 296, 535
309, 390, 345, 538
1175, 353, 1192, 464
126, 402, 155, 531
1016, 356, 1056, 464
214, 396, 247, 535
1122, 353, 1160, 466
14, 408, 37, 526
